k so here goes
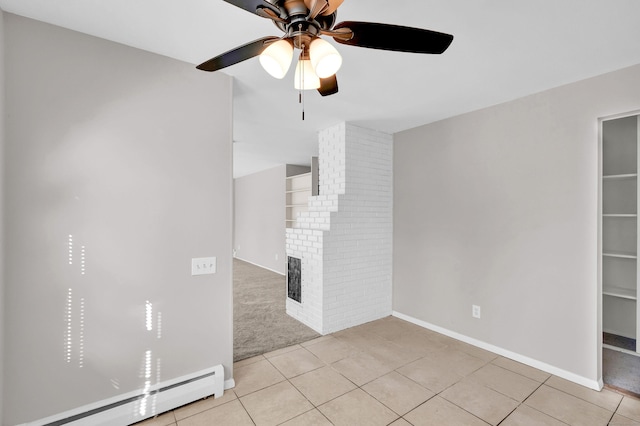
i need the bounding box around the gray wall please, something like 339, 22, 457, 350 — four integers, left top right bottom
234, 165, 287, 274
0, 9, 5, 425
3, 14, 233, 425
394, 63, 640, 386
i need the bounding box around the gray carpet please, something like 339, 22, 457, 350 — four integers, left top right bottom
604, 347, 640, 397
234, 258, 320, 362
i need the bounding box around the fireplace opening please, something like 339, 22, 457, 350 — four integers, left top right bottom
287, 256, 301, 303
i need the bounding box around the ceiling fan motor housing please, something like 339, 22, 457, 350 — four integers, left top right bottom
288, 21, 319, 49
273, 0, 337, 48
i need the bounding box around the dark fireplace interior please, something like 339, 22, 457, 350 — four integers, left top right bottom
287, 256, 301, 303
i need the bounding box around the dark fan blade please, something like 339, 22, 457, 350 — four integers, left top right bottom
318, 75, 338, 96
196, 37, 279, 72
332, 21, 453, 54
223, 0, 281, 17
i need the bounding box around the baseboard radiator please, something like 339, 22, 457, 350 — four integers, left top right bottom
22, 365, 225, 426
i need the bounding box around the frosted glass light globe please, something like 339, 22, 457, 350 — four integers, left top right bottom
259, 39, 294, 79
294, 59, 321, 90
310, 38, 342, 78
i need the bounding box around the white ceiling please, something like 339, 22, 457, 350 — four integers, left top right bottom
2, 0, 640, 177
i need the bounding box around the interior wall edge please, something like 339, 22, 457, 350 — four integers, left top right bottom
0, 7, 6, 426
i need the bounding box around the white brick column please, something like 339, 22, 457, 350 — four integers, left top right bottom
286, 123, 393, 334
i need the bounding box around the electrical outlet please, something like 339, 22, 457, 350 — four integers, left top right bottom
192, 257, 216, 276
472, 305, 481, 319
275, 253, 279, 261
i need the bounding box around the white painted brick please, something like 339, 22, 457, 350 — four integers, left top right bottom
286, 123, 392, 335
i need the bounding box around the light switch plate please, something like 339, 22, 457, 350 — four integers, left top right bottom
192, 257, 216, 276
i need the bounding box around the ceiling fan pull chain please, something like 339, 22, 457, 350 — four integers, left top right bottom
299, 44, 303, 107
299, 50, 304, 120
301, 72, 305, 120
299, 29, 305, 120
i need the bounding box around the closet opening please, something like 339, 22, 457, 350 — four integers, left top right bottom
600, 112, 640, 396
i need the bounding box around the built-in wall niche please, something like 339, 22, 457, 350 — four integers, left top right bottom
287, 256, 301, 303
285, 158, 318, 229
286, 173, 311, 229
602, 114, 640, 353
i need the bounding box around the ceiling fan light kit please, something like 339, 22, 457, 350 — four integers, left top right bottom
198, 0, 454, 98
294, 55, 321, 90
309, 37, 342, 78
259, 38, 294, 78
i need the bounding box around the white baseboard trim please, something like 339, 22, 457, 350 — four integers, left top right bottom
603, 343, 640, 358
392, 311, 602, 391
234, 256, 285, 276
224, 378, 236, 390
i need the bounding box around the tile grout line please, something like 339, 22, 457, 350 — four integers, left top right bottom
541, 377, 623, 416
493, 379, 555, 426
265, 344, 356, 425
280, 344, 394, 423
235, 390, 258, 426
178, 320, 636, 426
271, 340, 416, 424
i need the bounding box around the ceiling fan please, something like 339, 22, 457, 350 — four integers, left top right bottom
197, 0, 454, 97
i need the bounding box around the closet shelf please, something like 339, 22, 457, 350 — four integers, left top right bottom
286, 188, 312, 194
603, 285, 637, 300
286, 164, 317, 229
603, 173, 638, 180
603, 252, 637, 259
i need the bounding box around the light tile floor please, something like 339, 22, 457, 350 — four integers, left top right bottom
137, 316, 640, 426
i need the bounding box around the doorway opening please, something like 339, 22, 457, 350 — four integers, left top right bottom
233, 259, 319, 362
600, 111, 640, 396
